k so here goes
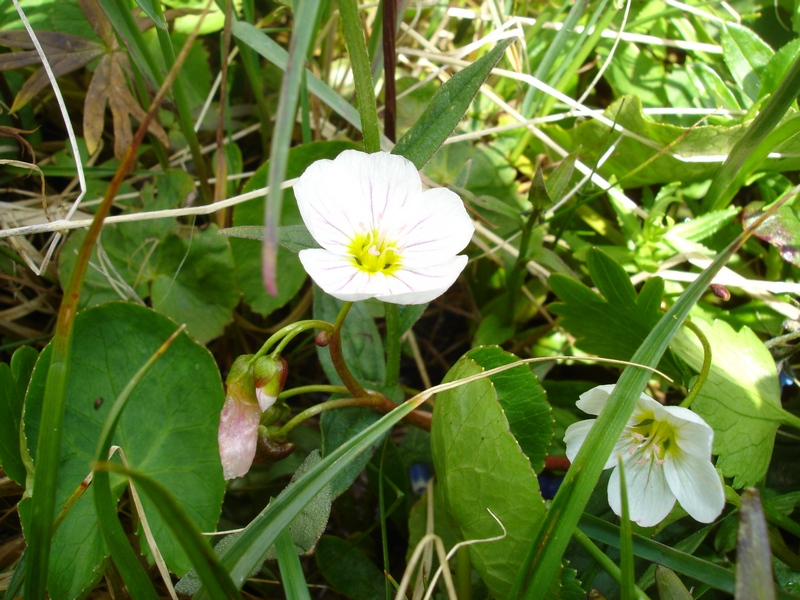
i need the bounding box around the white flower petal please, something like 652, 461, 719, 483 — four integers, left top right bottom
609, 455, 676, 527
377, 255, 468, 304
575, 385, 616, 415
298, 249, 382, 302
564, 419, 595, 462
564, 418, 631, 470
397, 188, 474, 263
664, 452, 725, 523
256, 388, 277, 412
659, 405, 714, 459
218, 394, 261, 480
294, 150, 422, 253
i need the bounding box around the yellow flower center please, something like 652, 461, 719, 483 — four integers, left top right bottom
628, 419, 674, 466
348, 230, 402, 275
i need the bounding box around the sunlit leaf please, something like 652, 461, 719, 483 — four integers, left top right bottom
671, 318, 784, 488
432, 354, 546, 598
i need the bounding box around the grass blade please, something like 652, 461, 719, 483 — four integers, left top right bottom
259, 0, 323, 295
736, 489, 776, 600
276, 527, 312, 600
704, 53, 800, 211
392, 37, 514, 169
339, 0, 381, 153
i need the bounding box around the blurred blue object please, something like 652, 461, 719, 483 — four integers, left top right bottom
538, 474, 564, 500
409, 464, 430, 495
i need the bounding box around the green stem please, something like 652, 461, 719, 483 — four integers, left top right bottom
384, 303, 400, 388
571, 528, 650, 600
456, 546, 472, 600
278, 384, 350, 401
329, 302, 370, 398
249, 319, 333, 364
275, 396, 383, 438
339, 0, 381, 152
680, 319, 711, 409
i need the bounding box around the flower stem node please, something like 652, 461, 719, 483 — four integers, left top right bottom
564, 384, 725, 528
295, 150, 474, 305
315, 330, 331, 347
253, 355, 288, 412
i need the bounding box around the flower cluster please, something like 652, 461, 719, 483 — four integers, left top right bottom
294, 150, 474, 305
564, 385, 725, 527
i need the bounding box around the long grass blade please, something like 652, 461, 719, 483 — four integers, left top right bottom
260, 0, 323, 295
276, 527, 312, 600
704, 53, 800, 211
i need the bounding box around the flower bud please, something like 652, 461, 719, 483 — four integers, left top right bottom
253, 355, 288, 412
218, 355, 259, 480
315, 330, 331, 347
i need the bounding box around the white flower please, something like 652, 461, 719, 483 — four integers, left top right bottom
564, 384, 725, 527
294, 150, 474, 305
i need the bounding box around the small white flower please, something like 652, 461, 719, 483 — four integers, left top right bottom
564, 384, 725, 527
294, 150, 474, 305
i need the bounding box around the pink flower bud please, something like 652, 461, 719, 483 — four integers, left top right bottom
218, 355, 260, 480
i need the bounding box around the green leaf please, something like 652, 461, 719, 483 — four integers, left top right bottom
671, 318, 784, 487
721, 23, 773, 102
761, 39, 800, 99
392, 37, 514, 169
230, 141, 356, 317
687, 62, 740, 110
543, 96, 800, 189
655, 566, 694, 600
59, 172, 240, 344
11, 345, 38, 405
549, 249, 678, 378
465, 347, 553, 473
22, 303, 225, 598
431, 354, 546, 598
321, 408, 383, 499
316, 535, 385, 599
0, 363, 25, 485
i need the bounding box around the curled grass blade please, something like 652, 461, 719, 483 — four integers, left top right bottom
512, 183, 800, 599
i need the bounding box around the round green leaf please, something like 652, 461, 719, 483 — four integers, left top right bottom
22, 302, 226, 598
